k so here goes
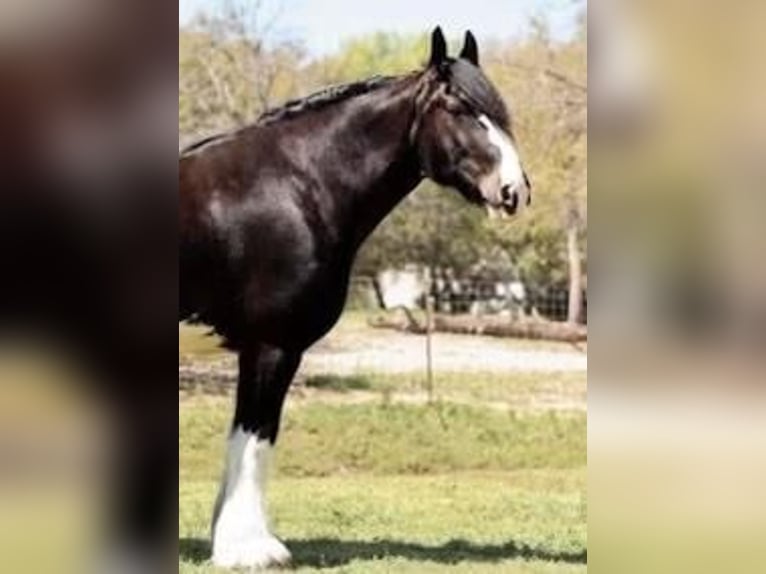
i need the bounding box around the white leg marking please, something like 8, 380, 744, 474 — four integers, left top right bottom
211, 427, 290, 569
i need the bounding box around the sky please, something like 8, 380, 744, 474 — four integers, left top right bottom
179, 0, 584, 57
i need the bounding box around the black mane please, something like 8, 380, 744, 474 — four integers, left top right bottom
181, 133, 228, 155
448, 59, 510, 129
256, 74, 402, 126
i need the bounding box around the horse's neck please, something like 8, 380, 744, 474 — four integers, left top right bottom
317, 76, 424, 247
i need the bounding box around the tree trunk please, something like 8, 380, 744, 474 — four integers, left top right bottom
566, 223, 583, 324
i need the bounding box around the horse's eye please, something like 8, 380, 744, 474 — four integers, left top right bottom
445, 97, 475, 117
445, 100, 465, 114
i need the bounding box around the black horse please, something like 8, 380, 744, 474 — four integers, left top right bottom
179, 27, 531, 569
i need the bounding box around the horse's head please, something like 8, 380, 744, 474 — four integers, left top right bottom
413, 27, 531, 216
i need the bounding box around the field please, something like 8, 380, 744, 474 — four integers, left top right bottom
179, 312, 587, 572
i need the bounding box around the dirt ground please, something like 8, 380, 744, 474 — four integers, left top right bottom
179, 323, 587, 374
304, 327, 586, 375
179, 319, 586, 409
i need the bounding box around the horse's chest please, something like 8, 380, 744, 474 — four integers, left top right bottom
290, 261, 352, 343
236, 198, 356, 347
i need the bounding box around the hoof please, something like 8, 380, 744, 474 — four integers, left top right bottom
212, 535, 291, 570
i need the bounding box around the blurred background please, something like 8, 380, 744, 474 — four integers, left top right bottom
589, 0, 766, 572
0, 1, 177, 572
178, 1, 587, 573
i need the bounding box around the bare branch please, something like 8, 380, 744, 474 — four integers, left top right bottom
505, 61, 587, 95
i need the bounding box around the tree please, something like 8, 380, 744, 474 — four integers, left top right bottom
355, 181, 492, 277
179, 0, 304, 140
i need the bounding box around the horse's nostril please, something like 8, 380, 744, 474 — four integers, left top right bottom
500, 184, 518, 210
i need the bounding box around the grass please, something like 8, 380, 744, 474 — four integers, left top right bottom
179, 324, 228, 360
302, 370, 586, 406
180, 473, 586, 573
180, 400, 585, 481
304, 374, 374, 392
179, 396, 586, 572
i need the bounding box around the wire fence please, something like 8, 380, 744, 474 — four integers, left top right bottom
347, 274, 586, 324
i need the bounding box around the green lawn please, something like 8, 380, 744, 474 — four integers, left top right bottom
179, 395, 586, 573
301, 370, 586, 407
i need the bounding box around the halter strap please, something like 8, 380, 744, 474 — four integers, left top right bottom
408, 74, 446, 147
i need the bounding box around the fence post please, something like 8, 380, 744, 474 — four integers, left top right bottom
425, 294, 435, 403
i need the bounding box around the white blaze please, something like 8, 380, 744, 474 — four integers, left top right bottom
478, 114, 526, 193
211, 427, 291, 568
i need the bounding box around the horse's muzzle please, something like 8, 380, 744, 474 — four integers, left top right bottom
497, 177, 531, 216
479, 168, 531, 217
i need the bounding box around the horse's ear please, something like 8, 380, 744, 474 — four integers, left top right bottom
429, 26, 448, 67
459, 30, 479, 66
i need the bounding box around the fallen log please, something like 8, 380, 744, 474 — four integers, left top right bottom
369, 311, 587, 343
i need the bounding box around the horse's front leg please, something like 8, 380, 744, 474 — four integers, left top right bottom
211, 342, 301, 569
